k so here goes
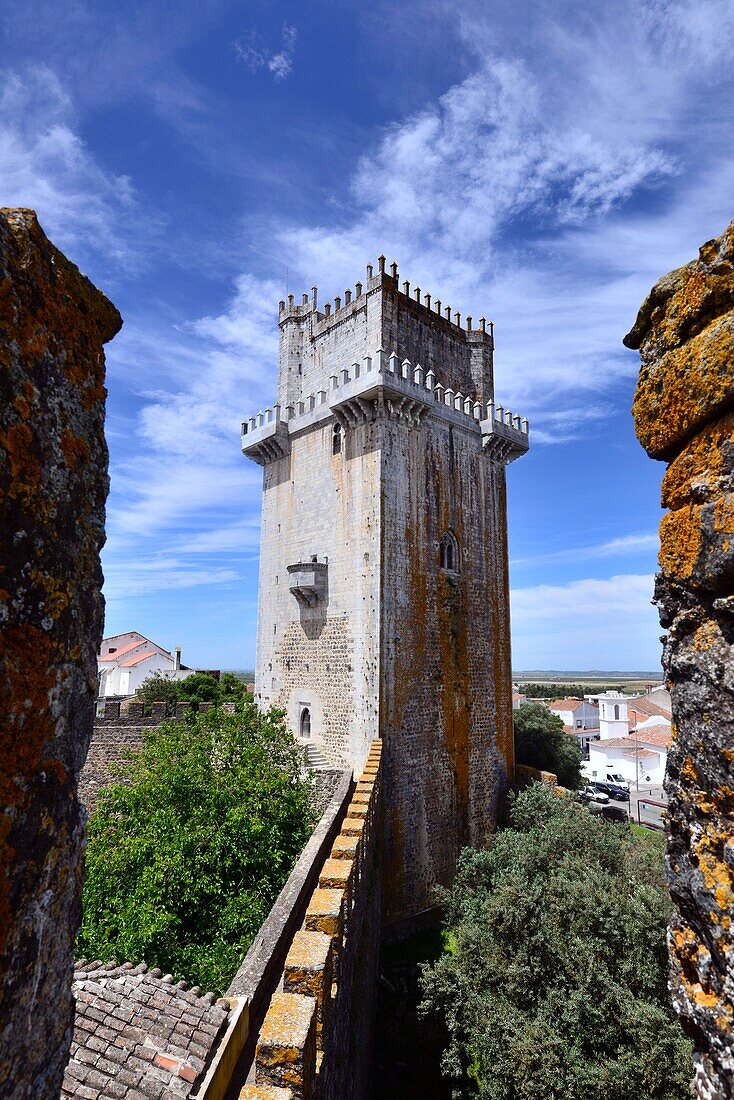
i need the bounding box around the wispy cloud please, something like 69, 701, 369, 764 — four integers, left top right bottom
511, 533, 660, 569
510, 573, 660, 669
0, 66, 153, 271
233, 23, 297, 82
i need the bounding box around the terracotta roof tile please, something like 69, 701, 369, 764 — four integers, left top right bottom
62, 962, 231, 1099
549, 697, 583, 711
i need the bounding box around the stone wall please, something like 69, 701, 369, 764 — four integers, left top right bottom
81, 701, 341, 814
0, 208, 121, 1097
240, 740, 382, 1100
625, 219, 734, 1100
380, 407, 514, 928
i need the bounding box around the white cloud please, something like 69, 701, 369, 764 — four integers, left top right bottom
511, 533, 660, 569
234, 23, 297, 82
0, 66, 147, 269
510, 574, 661, 669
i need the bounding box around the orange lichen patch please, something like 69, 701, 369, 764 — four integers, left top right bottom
658, 504, 703, 581
256, 992, 316, 1093
693, 620, 720, 653
713, 492, 734, 536
59, 429, 90, 471
330, 833, 359, 860
304, 888, 344, 938
661, 411, 734, 510
632, 316, 734, 460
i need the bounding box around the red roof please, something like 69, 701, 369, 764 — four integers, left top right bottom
627, 697, 671, 727
591, 738, 660, 758
99, 639, 146, 663
635, 724, 672, 748
121, 650, 161, 668
550, 697, 583, 711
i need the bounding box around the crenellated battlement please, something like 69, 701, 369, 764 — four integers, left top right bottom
275, 258, 496, 412
278, 256, 494, 346
241, 347, 528, 466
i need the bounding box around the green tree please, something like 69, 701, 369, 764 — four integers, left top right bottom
135, 670, 249, 716
420, 785, 692, 1100
78, 703, 316, 995
135, 673, 182, 716
514, 702, 583, 789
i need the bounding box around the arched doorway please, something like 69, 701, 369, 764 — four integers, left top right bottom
300, 706, 311, 739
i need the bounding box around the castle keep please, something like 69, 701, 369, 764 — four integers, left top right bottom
242, 257, 528, 924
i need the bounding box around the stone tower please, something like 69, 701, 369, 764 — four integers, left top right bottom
242, 257, 528, 927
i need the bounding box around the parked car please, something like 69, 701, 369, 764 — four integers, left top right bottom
607, 772, 630, 791
578, 784, 610, 805
590, 802, 629, 823
593, 780, 630, 802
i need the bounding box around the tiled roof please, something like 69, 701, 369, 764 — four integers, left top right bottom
62, 961, 231, 1099
549, 697, 583, 710
635, 724, 672, 748
627, 696, 671, 726
591, 738, 661, 758
99, 639, 146, 663
121, 650, 162, 668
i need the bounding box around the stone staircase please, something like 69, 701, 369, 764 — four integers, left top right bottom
303, 741, 330, 770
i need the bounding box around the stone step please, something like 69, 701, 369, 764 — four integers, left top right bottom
304, 742, 330, 770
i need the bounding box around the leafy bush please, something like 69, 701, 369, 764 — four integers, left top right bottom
135, 670, 249, 716
420, 784, 692, 1100
78, 703, 316, 995
514, 702, 583, 789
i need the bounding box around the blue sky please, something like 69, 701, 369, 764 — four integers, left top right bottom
2, 0, 733, 671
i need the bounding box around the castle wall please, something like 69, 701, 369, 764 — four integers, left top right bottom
626, 219, 734, 1100
0, 208, 121, 1098
379, 413, 514, 925
254, 420, 381, 770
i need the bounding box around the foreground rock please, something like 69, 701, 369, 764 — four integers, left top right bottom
0, 209, 121, 1096
626, 220, 734, 1099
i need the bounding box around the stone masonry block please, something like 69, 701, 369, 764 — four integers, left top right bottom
283, 930, 333, 1042
256, 992, 316, 1100
341, 816, 366, 839
330, 833, 360, 860
304, 887, 345, 939
318, 857, 354, 892
240, 1086, 293, 1100
127, 701, 144, 719
151, 701, 166, 719
0, 207, 121, 1098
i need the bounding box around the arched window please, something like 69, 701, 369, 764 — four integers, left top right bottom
439, 530, 460, 574
300, 707, 311, 739
332, 423, 342, 455
614, 704, 620, 720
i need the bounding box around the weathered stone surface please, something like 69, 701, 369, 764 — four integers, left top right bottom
0, 208, 121, 1097
627, 219, 734, 1099
626, 221, 734, 460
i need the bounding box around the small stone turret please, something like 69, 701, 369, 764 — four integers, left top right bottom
626, 220, 734, 1100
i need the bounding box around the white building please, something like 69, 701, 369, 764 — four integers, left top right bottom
97, 632, 193, 698
549, 697, 599, 730
587, 716, 672, 786
589, 691, 630, 740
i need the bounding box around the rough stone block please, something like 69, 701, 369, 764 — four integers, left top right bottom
318, 857, 354, 892
330, 833, 359, 860
626, 220, 734, 460
629, 218, 734, 1099
304, 888, 345, 938
0, 207, 121, 1097
283, 930, 333, 1041
240, 1086, 293, 1100
256, 992, 316, 1100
